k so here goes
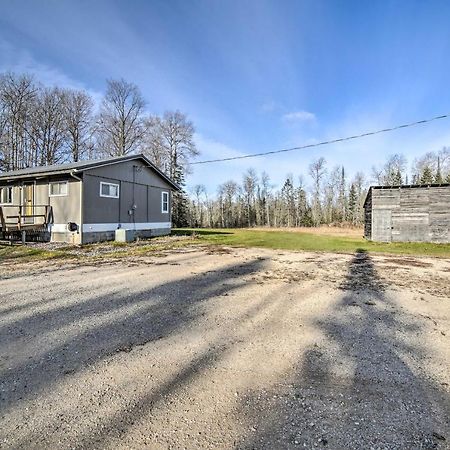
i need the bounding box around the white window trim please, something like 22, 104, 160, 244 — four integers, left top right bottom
0, 186, 14, 204
49, 181, 69, 197
161, 191, 169, 213
100, 181, 120, 199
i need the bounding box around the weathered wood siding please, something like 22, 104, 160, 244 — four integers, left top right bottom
364, 190, 372, 239
365, 185, 450, 243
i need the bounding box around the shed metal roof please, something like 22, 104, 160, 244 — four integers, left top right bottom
363, 183, 450, 207
0, 154, 180, 190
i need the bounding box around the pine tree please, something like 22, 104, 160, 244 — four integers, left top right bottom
348, 183, 357, 224
420, 166, 434, 184
172, 166, 189, 227
393, 169, 402, 185
338, 166, 347, 222
281, 177, 295, 226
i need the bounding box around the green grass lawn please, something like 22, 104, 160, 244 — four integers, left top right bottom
173, 228, 450, 258
1, 228, 449, 263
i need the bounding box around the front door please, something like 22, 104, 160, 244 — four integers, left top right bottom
22, 182, 35, 224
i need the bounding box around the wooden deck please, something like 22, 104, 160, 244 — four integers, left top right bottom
0, 205, 53, 243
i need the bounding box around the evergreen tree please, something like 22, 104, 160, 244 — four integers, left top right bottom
420, 166, 434, 184
295, 186, 308, 226
338, 166, 347, 221
348, 183, 357, 224
172, 166, 189, 227
393, 169, 402, 185
281, 177, 295, 226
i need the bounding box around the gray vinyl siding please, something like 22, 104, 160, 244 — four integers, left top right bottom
364, 185, 450, 243
82, 160, 172, 225
0, 177, 81, 226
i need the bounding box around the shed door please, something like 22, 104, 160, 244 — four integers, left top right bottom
373, 209, 392, 242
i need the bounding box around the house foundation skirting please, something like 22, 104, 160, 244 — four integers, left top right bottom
82, 223, 171, 244
48, 222, 171, 244
82, 222, 172, 233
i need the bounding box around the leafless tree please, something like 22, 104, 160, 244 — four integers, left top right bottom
28, 86, 69, 165
149, 110, 199, 179
0, 72, 37, 170
309, 157, 327, 225
372, 153, 406, 185
142, 115, 166, 170
242, 168, 258, 226
96, 78, 145, 156
63, 89, 94, 161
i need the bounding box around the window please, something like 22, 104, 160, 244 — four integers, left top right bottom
100, 182, 120, 198
161, 191, 169, 213
49, 181, 68, 197
0, 186, 13, 204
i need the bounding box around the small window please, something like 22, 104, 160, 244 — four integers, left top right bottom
161, 191, 169, 213
0, 186, 13, 204
49, 181, 68, 197
100, 182, 120, 198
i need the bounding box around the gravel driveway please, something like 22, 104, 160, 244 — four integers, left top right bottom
0, 246, 449, 449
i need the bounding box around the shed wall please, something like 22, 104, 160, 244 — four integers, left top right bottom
368, 186, 450, 243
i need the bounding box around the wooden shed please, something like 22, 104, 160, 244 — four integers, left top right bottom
364, 184, 450, 243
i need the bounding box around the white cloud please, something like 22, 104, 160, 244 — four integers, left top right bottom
282, 110, 316, 122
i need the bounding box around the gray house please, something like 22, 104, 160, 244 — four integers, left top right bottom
0, 154, 179, 244
364, 184, 450, 243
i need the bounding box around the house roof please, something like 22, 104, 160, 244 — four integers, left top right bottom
0, 154, 180, 190
363, 183, 450, 207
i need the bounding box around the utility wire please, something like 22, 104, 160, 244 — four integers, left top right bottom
191, 113, 450, 165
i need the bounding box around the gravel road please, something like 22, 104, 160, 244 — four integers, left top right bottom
0, 246, 449, 449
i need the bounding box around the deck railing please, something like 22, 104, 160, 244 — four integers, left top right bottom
0, 204, 53, 231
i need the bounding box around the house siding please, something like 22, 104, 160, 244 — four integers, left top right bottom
1, 156, 177, 244
81, 160, 173, 243
0, 177, 82, 243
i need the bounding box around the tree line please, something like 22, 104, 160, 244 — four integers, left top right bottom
0, 71, 198, 225
2, 71, 449, 230
187, 149, 450, 229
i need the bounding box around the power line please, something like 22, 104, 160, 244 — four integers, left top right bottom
191, 113, 450, 165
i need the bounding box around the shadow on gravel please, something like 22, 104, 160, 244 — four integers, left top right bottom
237, 250, 450, 449
0, 258, 265, 417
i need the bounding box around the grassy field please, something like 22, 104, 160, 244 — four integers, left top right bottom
173, 228, 450, 257
1, 227, 450, 263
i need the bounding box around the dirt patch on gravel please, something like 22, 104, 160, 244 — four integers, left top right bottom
0, 247, 448, 449
381, 257, 434, 268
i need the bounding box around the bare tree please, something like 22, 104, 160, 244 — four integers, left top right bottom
242, 168, 258, 227
0, 72, 37, 170
157, 110, 198, 179
28, 86, 68, 165
63, 89, 94, 161
96, 79, 145, 156
192, 184, 206, 227
309, 157, 327, 226
372, 153, 406, 185
142, 115, 166, 170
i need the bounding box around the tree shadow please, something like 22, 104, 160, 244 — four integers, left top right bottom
0, 258, 265, 416
6, 258, 299, 449
237, 250, 450, 449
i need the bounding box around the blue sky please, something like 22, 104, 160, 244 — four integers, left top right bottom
1, 0, 450, 193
